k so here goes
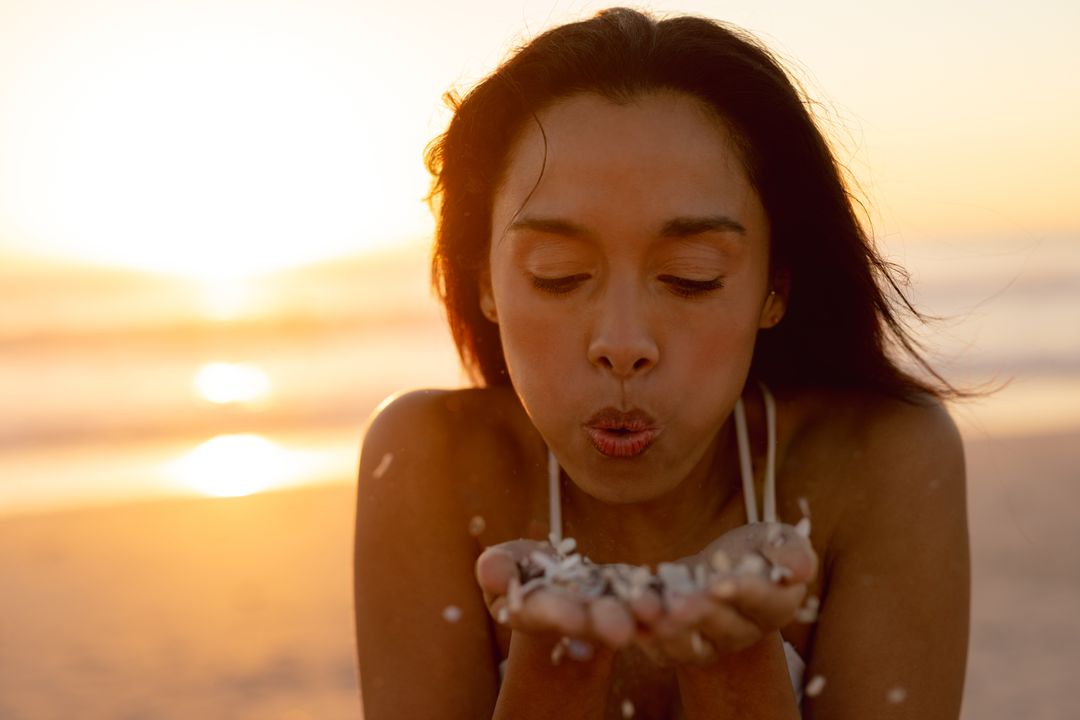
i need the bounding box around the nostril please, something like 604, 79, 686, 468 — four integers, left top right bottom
589, 346, 657, 375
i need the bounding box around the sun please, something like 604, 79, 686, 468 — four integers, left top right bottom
0, 3, 433, 279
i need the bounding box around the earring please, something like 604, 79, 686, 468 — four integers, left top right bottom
764, 290, 782, 327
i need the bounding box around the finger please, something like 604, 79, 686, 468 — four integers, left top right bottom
654, 592, 757, 653
475, 547, 518, 599
488, 595, 511, 625
759, 529, 818, 585
627, 587, 663, 626
702, 523, 818, 586
718, 575, 808, 629
695, 598, 763, 654
588, 596, 635, 648
653, 593, 711, 637
519, 588, 588, 636
476, 539, 561, 604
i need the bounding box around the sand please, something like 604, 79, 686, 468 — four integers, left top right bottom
1, 430, 1077, 719
0, 484, 361, 720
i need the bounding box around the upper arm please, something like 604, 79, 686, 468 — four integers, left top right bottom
804, 398, 969, 719
354, 390, 499, 719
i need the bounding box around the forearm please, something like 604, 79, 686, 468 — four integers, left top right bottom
494, 633, 615, 720
676, 633, 799, 720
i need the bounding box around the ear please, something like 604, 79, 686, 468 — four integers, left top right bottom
758, 271, 790, 329
478, 271, 498, 324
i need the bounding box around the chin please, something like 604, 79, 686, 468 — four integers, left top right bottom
570, 453, 679, 505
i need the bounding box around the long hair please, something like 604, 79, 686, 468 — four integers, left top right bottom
426, 7, 953, 399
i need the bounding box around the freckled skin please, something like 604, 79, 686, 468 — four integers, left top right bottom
483, 91, 785, 506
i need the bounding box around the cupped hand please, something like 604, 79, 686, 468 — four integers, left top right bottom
475, 539, 650, 653
641, 522, 818, 665
474, 523, 817, 664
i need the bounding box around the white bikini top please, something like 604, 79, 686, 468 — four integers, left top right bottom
545, 383, 807, 705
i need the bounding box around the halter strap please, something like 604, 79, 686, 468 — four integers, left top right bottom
734, 383, 778, 524
547, 448, 562, 545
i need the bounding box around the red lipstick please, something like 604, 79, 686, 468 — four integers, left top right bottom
584, 407, 660, 459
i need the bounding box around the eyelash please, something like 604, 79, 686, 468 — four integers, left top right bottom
529, 274, 724, 297
530, 274, 591, 294
658, 275, 725, 298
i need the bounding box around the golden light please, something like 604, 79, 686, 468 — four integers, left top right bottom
194, 362, 271, 405
196, 278, 265, 320
0, 3, 433, 279
167, 434, 303, 498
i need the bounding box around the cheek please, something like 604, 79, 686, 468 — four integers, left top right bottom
496, 298, 576, 385
665, 306, 761, 404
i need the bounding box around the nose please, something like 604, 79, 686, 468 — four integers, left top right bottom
587, 290, 659, 378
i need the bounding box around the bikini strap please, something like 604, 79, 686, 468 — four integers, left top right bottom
548, 448, 562, 545
734, 382, 778, 525
762, 383, 778, 524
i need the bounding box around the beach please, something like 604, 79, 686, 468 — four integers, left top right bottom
2, 429, 1077, 719
0, 0, 1076, 714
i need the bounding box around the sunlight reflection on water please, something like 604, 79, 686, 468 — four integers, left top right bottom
166, 434, 304, 498
194, 362, 272, 405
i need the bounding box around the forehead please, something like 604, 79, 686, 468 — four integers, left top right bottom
492, 91, 763, 239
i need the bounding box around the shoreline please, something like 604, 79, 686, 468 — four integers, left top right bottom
3, 418, 1078, 522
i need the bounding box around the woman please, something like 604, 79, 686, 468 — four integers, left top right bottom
354, 8, 969, 718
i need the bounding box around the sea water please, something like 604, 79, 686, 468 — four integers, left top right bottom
1, 235, 1076, 516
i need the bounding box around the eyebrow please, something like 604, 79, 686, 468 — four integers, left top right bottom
507, 217, 587, 236
660, 216, 747, 237
506, 215, 747, 238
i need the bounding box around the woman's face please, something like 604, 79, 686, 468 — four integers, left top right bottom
483, 91, 784, 504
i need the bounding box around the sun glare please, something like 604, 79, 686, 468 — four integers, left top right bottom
167, 434, 304, 498
0, 3, 433, 278
196, 278, 266, 320
194, 362, 271, 405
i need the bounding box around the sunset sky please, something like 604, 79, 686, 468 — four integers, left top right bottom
0, 0, 1076, 279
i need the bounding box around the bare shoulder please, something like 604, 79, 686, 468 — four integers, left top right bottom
824, 391, 965, 535
362, 386, 520, 454
787, 389, 965, 525
790, 390, 969, 718
358, 386, 541, 519
354, 386, 533, 719
364, 384, 536, 458
855, 391, 964, 470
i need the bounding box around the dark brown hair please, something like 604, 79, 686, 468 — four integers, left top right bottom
426, 7, 952, 399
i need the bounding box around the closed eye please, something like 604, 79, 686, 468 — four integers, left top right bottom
658, 275, 725, 298
530, 273, 591, 295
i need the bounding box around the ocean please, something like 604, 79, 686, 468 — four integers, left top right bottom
1, 234, 1077, 517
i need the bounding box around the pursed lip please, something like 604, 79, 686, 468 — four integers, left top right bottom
583, 407, 660, 458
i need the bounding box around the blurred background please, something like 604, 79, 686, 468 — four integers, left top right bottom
0, 0, 1076, 718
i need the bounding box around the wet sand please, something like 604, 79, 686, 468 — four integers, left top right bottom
1, 430, 1077, 719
